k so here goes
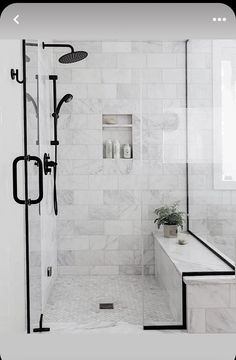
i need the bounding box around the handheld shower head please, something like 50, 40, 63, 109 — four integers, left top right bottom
26, 93, 38, 117
53, 94, 73, 118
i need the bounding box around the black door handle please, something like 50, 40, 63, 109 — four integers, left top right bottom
13, 155, 43, 205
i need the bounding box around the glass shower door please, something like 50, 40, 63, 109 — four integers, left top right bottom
24, 39, 57, 332
24, 40, 44, 332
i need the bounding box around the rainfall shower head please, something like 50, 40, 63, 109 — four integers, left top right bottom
59, 50, 88, 64
54, 94, 73, 118
42, 42, 88, 64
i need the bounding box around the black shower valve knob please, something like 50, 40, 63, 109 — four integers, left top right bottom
43, 153, 57, 175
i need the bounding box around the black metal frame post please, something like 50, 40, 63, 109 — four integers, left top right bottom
22, 39, 31, 334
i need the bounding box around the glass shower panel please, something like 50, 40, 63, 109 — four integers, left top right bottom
25, 41, 42, 329
187, 40, 236, 264
26, 40, 57, 332
141, 40, 186, 327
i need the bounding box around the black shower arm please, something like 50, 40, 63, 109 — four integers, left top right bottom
42, 42, 74, 53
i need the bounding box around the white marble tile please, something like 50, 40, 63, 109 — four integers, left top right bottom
142, 99, 163, 114
72, 69, 101, 83
162, 69, 185, 83
89, 175, 118, 190
132, 41, 163, 53
58, 237, 90, 250
90, 266, 119, 275
102, 99, 139, 114
72, 160, 89, 174
146, 84, 177, 99
153, 232, 231, 274
89, 235, 119, 250
206, 308, 236, 333
118, 175, 148, 190
102, 42, 131, 53
119, 265, 142, 275
88, 205, 119, 220
73, 130, 102, 145
105, 251, 134, 265
58, 266, 90, 275
87, 145, 103, 159
102, 69, 132, 83
141, 69, 162, 83
59, 145, 88, 160
104, 221, 133, 235
88, 84, 117, 99
57, 175, 88, 190
89, 251, 105, 265
88, 160, 103, 174
119, 204, 141, 220
147, 54, 177, 68
187, 53, 211, 68
187, 284, 230, 308
117, 54, 146, 68
155, 239, 182, 321
73, 99, 102, 114
56, 220, 74, 238
74, 191, 103, 204
74, 221, 104, 235
187, 309, 206, 333
163, 42, 185, 53
69, 250, 105, 266
230, 284, 236, 307
117, 84, 141, 99
86, 114, 102, 130
149, 175, 179, 190
86, 54, 117, 68
118, 235, 142, 250
58, 205, 88, 220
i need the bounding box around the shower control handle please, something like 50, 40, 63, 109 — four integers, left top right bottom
13, 155, 43, 205
43, 153, 57, 175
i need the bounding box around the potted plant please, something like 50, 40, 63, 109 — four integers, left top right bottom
154, 202, 184, 238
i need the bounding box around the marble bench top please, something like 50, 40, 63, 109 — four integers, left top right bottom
153, 232, 233, 275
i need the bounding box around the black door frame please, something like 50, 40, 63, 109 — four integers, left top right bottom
22, 39, 31, 334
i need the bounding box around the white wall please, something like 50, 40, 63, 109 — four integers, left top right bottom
0, 40, 26, 332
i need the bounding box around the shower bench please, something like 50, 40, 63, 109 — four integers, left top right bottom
153, 232, 236, 333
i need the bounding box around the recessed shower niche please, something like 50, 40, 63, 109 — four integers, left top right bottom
102, 114, 133, 159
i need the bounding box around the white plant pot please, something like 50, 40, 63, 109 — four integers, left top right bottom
163, 224, 178, 238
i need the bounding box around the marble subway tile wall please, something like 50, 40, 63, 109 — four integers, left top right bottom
186, 279, 236, 333
54, 41, 186, 275
188, 40, 236, 262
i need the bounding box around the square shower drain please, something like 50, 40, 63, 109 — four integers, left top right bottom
99, 303, 114, 309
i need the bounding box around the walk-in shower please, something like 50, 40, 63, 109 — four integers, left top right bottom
9, 39, 236, 334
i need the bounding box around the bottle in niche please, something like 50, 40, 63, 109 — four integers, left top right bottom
105, 139, 113, 158
113, 140, 120, 159
123, 144, 131, 159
